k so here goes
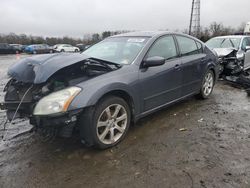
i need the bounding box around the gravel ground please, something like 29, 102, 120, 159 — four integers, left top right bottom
0, 55, 250, 188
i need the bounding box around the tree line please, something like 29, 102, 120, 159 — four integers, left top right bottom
197, 22, 246, 42
0, 22, 246, 46
0, 30, 129, 46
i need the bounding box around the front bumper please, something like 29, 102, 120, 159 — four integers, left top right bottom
1, 100, 83, 138
30, 109, 83, 138
30, 109, 82, 127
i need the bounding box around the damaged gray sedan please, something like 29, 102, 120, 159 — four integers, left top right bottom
1, 31, 219, 149
206, 35, 250, 76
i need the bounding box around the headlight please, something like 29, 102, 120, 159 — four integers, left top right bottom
33, 86, 81, 115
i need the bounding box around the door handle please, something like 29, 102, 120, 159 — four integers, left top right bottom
174, 64, 181, 70
201, 58, 206, 62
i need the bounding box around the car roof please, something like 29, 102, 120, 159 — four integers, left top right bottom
109, 31, 201, 42
111, 31, 177, 38
212, 35, 247, 39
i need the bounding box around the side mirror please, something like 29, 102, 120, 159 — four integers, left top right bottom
245, 46, 250, 52
142, 56, 165, 68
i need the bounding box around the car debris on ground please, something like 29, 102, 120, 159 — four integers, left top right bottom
224, 70, 250, 96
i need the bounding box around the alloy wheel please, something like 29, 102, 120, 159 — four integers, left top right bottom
96, 104, 128, 145
203, 72, 214, 96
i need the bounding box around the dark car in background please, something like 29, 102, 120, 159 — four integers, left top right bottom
1, 31, 219, 149
10, 44, 25, 53
24, 44, 54, 54
0, 43, 17, 54
76, 44, 91, 51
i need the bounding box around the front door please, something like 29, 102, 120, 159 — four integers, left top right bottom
139, 35, 182, 112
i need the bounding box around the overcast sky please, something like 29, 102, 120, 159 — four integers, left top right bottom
0, 0, 249, 37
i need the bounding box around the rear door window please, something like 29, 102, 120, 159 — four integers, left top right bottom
176, 36, 199, 56
147, 35, 178, 60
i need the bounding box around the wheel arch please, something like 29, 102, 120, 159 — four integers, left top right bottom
208, 65, 217, 82
206, 62, 218, 82
78, 89, 136, 147
95, 89, 136, 122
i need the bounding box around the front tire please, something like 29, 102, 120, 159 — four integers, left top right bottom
79, 96, 131, 149
198, 69, 215, 99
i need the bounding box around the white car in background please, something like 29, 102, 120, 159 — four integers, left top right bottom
54, 44, 80, 52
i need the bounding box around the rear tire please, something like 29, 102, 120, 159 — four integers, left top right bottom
197, 69, 215, 99
79, 96, 131, 149
60, 49, 65, 52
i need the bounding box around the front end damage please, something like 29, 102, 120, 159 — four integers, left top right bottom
214, 48, 244, 76
213, 48, 250, 95
1, 79, 84, 138
0, 53, 120, 138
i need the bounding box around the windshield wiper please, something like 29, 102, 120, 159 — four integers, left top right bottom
88, 57, 122, 70
86, 58, 122, 70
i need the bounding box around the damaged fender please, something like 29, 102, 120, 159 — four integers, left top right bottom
69, 65, 140, 116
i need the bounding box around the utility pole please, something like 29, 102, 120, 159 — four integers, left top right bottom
189, 0, 201, 37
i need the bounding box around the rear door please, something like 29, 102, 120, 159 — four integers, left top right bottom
43, 45, 49, 53
39, 45, 45, 53
4, 44, 13, 54
175, 35, 206, 96
69, 45, 75, 52
64, 45, 73, 52
36, 45, 42, 53
139, 35, 182, 112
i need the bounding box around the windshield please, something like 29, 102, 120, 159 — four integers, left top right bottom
83, 37, 149, 64
206, 37, 241, 49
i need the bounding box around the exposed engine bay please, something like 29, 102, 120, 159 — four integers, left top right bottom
1, 57, 120, 122
214, 48, 244, 76
213, 48, 250, 95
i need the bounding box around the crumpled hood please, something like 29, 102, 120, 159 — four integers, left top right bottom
213, 48, 237, 57
8, 53, 90, 84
